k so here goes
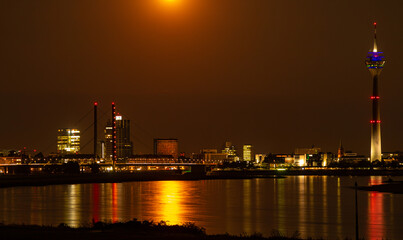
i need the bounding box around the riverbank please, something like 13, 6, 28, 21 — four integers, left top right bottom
357, 181, 403, 194
0, 169, 402, 188
271, 168, 403, 176
0, 219, 322, 240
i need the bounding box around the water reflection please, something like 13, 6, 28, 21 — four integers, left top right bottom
369, 176, 383, 186
156, 181, 184, 224
322, 176, 328, 235
65, 185, 80, 225
366, 176, 385, 240
297, 176, 307, 236
254, 179, 262, 234
368, 192, 384, 240
31, 187, 43, 224
243, 180, 252, 233
92, 184, 100, 223
276, 178, 285, 232
336, 177, 342, 237
0, 177, 401, 239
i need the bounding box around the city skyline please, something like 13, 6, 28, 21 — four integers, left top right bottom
0, 2, 402, 239
1, 0, 403, 155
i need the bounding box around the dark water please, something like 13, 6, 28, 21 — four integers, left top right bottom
0, 176, 402, 240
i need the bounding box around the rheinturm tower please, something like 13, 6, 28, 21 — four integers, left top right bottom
365, 22, 385, 162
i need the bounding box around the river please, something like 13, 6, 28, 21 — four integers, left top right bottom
0, 176, 402, 239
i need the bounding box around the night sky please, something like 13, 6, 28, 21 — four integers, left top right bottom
1, 0, 403, 155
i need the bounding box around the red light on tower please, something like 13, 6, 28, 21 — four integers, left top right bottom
94, 102, 98, 106
374, 22, 377, 26
111, 101, 117, 166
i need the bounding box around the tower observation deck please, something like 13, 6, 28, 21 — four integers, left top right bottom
365, 22, 385, 162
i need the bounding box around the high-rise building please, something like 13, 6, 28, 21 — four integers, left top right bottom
116, 115, 133, 159
104, 116, 133, 160
154, 138, 179, 159
243, 144, 253, 161
365, 22, 385, 162
222, 141, 236, 160
57, 129, 80, 154
104, 120, 113, 159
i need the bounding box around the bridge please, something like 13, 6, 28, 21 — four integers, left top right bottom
0, 161, 214, 175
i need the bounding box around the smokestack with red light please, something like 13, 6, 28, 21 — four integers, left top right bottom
94, 101, 98, 159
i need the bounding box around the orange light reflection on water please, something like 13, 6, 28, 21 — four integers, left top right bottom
157, 181, 184, 225
298, 176, 307, 236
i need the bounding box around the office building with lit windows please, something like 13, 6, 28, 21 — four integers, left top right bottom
57, 129, 80, 154
243, 144, 253, 161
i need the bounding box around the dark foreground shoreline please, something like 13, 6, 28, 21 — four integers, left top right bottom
0, 219, 327, 240
0, 169, 402, 190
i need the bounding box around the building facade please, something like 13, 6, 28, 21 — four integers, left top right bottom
222, 141, 237, 161
104, 120, 113, 159
104, 116, 133, 160
255, 154, 266, 164
57, 129, 80, 154
200, 149, 228, 162
243, 144, 253, 161
116, 116, 133, 159
154, 138, 179, 159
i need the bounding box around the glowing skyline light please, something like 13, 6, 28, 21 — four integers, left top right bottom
161, 0, 181, 6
